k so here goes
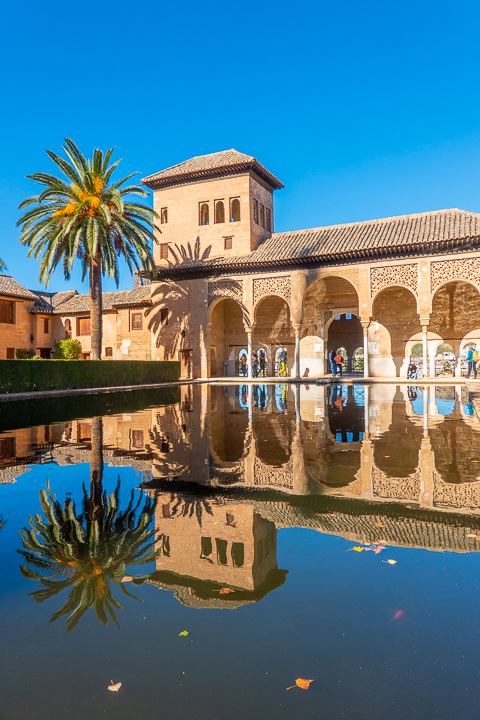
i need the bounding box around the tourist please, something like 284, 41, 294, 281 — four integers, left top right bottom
240, 354, 248, 377
466, 347, 478, 379
334, 351, 344, 378
329, 348, 337, 375
407, 361, 418, 379
259, 350, 266, 377
280, 349, 287, 377
252, 351, 259, 377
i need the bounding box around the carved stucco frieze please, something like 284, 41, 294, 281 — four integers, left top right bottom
372, 466, 421, 501
433, 471, 480, 509
253, 456, 294, 489
253, 275, 292, 306
371, 264, 418, 298
430, 258, 480, 294
208, 279, 243, 306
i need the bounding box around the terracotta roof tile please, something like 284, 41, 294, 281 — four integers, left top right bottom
52, 285, 152, 315
142, 149, 284, 190
0, 276, 38, 301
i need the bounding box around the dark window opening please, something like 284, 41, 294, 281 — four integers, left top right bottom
131, 430, 144, 448
160, 207, 168, 224
64, 319, 72, 339
6, 347, 14, 359
160, 243, 169, 259
162, 535, 170, 557
199, 202, 209, 226
224, 237, 232, 250
105, 346, 113, 358
0, 300, 14, 324
214, 200, 225, 224
216, 538, 228, 565
0, 437, 15, 461
200, 536, 213, 560
39, 348, 51, 359
259, 204, 265, 228
43, 318, 49, 334
266, 207, 271, 232
231, 542, 244, 567
162, 503, 171, 518
131, 312, 143, 331
230, 198, 240, 222
253, 199, 259, 224
161, 308, 168, 326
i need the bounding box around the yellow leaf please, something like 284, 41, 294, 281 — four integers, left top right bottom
383, 559, 397, 565
179, 631, 188, 636
352, 546, 364, 552
108, 681, 121, 692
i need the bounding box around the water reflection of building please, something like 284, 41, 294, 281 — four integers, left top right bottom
144, 493, 287, 608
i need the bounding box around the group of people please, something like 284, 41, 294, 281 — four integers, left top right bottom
407, 347, 479, 379
328, 349, 346, 378
239, 349, 288, 377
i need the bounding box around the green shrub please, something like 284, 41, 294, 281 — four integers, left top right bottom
54, 339, 81, 359
15, 348, 35, 359
0, 360, 180, 394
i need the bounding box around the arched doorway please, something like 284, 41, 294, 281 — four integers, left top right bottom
461, 342, 479, 378
238, 348, 248, 377
256, 347, 268, 377
435, 342, 455, 377
254, 296, 293, 378
327, 316, 362, 374
275, 347, 288, 377
209, 298, 247, 377
372, 286, 420, 376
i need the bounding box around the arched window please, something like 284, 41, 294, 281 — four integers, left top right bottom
214, 200, 225, 224
230, 198, 240, 222
199, 202, 209, 226
64, 319, 71, 339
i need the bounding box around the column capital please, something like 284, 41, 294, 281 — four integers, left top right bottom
360, 320, 371, 331
420, 317, 430, 328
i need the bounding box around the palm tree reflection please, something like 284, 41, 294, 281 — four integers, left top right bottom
18, 417, 159, 631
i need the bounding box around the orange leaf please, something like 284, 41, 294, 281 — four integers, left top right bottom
374, 522, 385, 527
466, 533, 480, 540
287, 678, 315, 690
121, 576, 133, 582
219, 587, 234, 594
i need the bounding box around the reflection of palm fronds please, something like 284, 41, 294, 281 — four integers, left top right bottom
18, 479, 160, 632
0, 515, 6, 533
168, 495, 218, 526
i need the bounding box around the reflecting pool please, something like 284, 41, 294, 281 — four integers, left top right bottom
1, 382, 480, 720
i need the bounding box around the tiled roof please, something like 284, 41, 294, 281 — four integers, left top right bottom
0, 276, 37, 300
155, 208, 480, 277
142, 149, 284, 190
29, 289, 78, 314
51, 285, 152, 315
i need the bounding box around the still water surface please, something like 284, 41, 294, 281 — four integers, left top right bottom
1, 383, 480, 720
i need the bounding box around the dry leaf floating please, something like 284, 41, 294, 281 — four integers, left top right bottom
287, 678, 315, 690
179, 631, 189, 636
108, 681, 121, 692
219, 587, 235, 594
383, 559, 397, 565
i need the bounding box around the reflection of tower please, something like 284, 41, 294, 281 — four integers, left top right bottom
147, 493, 287, 607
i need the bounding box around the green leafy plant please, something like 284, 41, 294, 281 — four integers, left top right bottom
18, 138, 158, 359
54, 339, 81, 360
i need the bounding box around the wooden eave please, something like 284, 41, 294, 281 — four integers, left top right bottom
142, 161, 284, 191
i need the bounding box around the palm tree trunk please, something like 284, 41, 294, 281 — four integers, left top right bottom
90, 416, 104, 526
89, 250, 103, 360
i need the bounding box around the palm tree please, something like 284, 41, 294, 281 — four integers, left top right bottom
17, 138, 158, 359
18, 417, 161, 631
0, 258, 6, 272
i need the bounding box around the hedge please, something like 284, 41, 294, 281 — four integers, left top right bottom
0, 360, 180, 395
0, 385, 181, 433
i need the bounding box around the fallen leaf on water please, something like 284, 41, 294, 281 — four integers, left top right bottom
466, 534, 480, 540
393, 610, 404, 620
372, 545, 386, 554
383, 559, 397, 565
374, 522, 385, 527
472, 460, 479, 463
287, 678, 315, 690
219, 587, 235, 594
121, 576, 133, 583
348, 546, 365, 552
179, 631, 189, 636
108, 681, 121, 692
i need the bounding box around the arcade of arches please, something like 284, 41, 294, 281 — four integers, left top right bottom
203, 267, 480, 379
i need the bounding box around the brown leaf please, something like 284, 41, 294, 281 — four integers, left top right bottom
287, 678, 315, 690
219, 587, 235, 594
108, 681, 121, 692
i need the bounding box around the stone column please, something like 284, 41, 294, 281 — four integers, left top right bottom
364, 384, 370, 438
294, 325, 301, 378
361, 321, 370, 378
423, 386, 428, 432
420, 318, 429, 378
247, 328, 252, 378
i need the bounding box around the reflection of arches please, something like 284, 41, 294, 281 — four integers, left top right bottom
254, 415, 294, 466
372, 285, 420, 377
373, 388, 423, 477
327, 385, 364, 443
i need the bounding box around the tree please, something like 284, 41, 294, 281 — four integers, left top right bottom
0, 258, 6, 272
17, 138, 158, 359
18, 417, 161, 631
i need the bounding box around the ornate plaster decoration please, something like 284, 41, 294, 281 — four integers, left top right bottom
372, 466, 421, 501
371, 264, 418, 298
208, 279, 243, 306
253, 275, 292, 306
253, 456, 294, 489
430, 258, 480, 294
433, 471, 480, 509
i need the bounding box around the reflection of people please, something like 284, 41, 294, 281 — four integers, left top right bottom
407, 361, 418, 379
279, 384, 287, 412
241, 385, 248, 405
407, 386, 418, 401
466, 347, 478, 379
240, 354, 248, 376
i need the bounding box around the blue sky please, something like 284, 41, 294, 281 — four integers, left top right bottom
1, 0, 480, 292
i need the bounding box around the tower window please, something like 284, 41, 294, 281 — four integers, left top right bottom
266, 207, 271, 232
199, 202, 209, 226
160, 207, 168, 224
230, 198, 240, 222
259, 204, 265, 228
224, 237, 232, 250
214, 200, 225, 224
253, 199, 259, 224
160, 243, 169, 259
